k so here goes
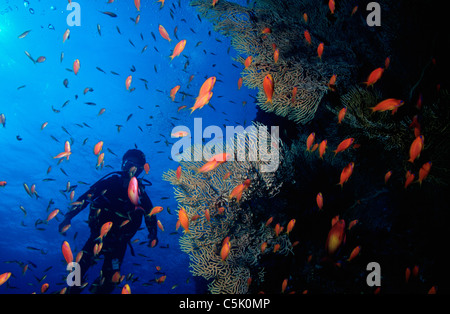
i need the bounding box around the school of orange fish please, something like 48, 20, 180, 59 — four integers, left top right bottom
0, 0, 437, 294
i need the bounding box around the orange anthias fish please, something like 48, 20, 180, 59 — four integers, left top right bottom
364, 67, 384, 87
316, 192, 323, 210
291, 86, 298, 103
370, 98, 404, 113
319, 139, 327, 159
122, 284, 131, 294
62, 241, 73, 265
128, 177, 140, 206
170, 39, 186, 61
176, 165, 182, 180
329, 0, 335, 14
418, 161, 432, 185
306, 132, 315, 151
191, 91, 213, 113
333, 138, 354, 156
317, 42, 324, 59
178, 207, 190, 233
384, 170, 392, 184
220, 237, 231, 261
325, 219, 346, 256
197, 160, 220, 173
347, 245, 361, 261
244, 56, 252, 69
0, 272, 11, 286
125, 75, 132, 90
212, 0, 219, 7
304, 30, 311, 45
171, 131, 189, 138
339, 162, 355, 188
405, 170, 415, 189
94, 141, 103, 155
158, 24, 171, 42
63, 29, 70, 43
149, 206, 163, 217
170, 85, 180, 101
273, 48, 279, 63
97, 221, 113, 241
197, 77, 216, 99
237, 77, 243, 90
338, 107, 347, 124
134, 0, 140, 11
263, 74, 274, 103
286, 219, 296, 235
408, 135, 424, 163
229, 179, 251, 203
46, 209, 60, 223
73, 59, 80, 75
328, 74, 337, 91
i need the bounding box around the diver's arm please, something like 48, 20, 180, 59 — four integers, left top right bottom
58, 190, 91, 232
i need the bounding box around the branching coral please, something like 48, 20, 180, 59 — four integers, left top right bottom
190, 0, 400, 124
163, 123, 293, 294
326, 86, 411, 153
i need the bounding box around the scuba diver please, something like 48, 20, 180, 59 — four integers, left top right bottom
59, 149, 158, 294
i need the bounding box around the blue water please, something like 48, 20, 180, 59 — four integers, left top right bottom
0, 0, 257, 294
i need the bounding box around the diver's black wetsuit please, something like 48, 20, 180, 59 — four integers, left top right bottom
60, 172, 157, 294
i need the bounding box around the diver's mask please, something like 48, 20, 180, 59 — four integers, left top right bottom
121, 149, 146, 178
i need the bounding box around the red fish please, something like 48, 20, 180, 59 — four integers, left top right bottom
286, 219, 296, 235
325, 219, 346, 255
418, 161, 432, 185
73, 59, 80, 75
220, 237, 231, 261
263, 74, 274, 103
128, 177, 140, 206
122, 284, 131, 294
384, 170, 392, 184
178, 207, 190, 233
170, 39, 186, 61
319, 139, 327, 159
404, 170, 415, 189
97, 222, 113, 241
333, 138, 354, 156
94, 141, 103, 155
134, 0, 140, 11
170, 85, 180, 101
46, 209, 60, 223
158, 24, 171, 42
273, 48, 279, 63
306, 132, 315, 151
328, 0, 335, 14
191, 91, 213, 113
244, 56, 252, 69
63, 29, 70, 43
149, 206, 163, 217
347, 246, 361, 261
304, 30, 311, 45
364, 67, 384, 87
338, 107, 347, 124
317, 43, 324, 59
197, 160, 220, 173
125, 75, 132, 90
0, 272, 12, 286
316, 192, 323, 210
408, 135, 424, 163
339, 162, 354, 188
176, 165, 182, 180
370, 98, 404, 113
62, 241, 73, 265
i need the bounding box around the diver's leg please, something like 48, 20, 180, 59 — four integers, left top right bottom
91, 241, 127, 294
66, 236, 96, 294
